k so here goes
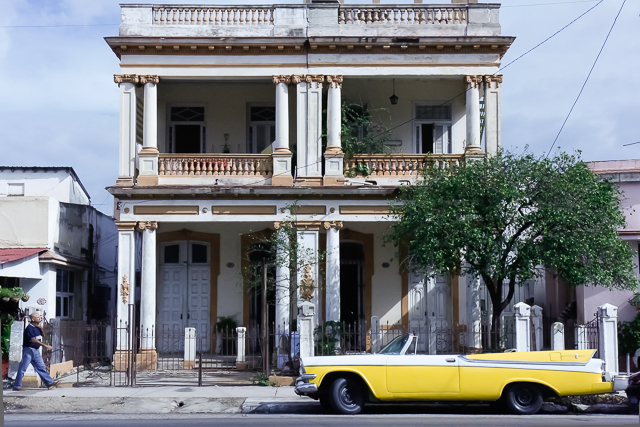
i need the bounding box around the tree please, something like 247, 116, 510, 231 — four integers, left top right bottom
391, 150, 638, 349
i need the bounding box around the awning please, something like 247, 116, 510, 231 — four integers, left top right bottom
0, 248, 47, 265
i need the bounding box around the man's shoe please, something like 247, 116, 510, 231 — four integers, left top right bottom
12, 387, 24, 391
47, 380, 60, 390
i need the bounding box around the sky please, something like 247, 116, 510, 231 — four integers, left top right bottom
0, 0, 638, 216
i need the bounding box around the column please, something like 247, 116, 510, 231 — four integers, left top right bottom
514, 302, 531, 352
296, 222, 320, 326
324, 221, 342, 322
138, 75, 160, 186
295, 75, 324, 186
272, 75, 293, 186
598, 303, 619, 376
274, 226, 290, 369
114, 221, 137, 370
483, 75, 502, 157
466, 275, 482, 352
137, 221, 158, 369
551, 322, 565, 351
324, 76, 344, 186
465, 75, 484, 156
531, 305, 543, 351
114, 75, 138, 186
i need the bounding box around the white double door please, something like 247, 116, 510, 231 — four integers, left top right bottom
408, 271, 452, 354
158, 241, 211, 352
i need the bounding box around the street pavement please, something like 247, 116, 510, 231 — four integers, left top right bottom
4, 413, 640, 427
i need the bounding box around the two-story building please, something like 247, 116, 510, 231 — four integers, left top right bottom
106, 0, 514, 366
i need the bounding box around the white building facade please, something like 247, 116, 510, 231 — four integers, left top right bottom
106, 1, 516, 365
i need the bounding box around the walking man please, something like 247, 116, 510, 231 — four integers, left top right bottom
13, 312, 58, 391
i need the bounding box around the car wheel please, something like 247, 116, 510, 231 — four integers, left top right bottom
328, 377, 364, 415
502, 383, 543, 415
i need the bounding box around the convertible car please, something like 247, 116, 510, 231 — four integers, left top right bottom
295, 333, 628, 415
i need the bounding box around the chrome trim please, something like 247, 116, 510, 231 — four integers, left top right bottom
613, 374, 629, 392
459, 355, 589, 367
299, 373, 316, 381
295, 381, 318, 395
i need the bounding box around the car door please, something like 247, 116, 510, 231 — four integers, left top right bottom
386, 354, 460, 395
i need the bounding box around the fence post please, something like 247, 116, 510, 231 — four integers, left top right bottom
514, 302, 531, 352
428, 317, 437, 355
551, 322, 565, 350
298, 301, 315, 359
531, 305, 543, 351
598, 303, 619, 375
184, 327, 196, 369
575, 325, 587, 350
236, 327, 246, 369
371, 316, 380, 353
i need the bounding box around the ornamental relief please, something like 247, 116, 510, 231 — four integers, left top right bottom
137, 221, 158, 231
465, 75, 483, 87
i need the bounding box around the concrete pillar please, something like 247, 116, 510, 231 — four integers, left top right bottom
184, 327, 196, 369
114, 221, 137, 369
138, 75, 160, 186
298, 301, 316, 359
295, 74, 324, 186
466, 275, 482, 351
552, 322, 565, 351
371, 315, 381, 353
575, 325, 588, 350
138, 221, 158, 369
465, 75, 483, 155
531, 305, 543, 351
428, 316, 437, 355
236, 327, 246, 368
274, 227, 290, 369
114, 75, 138, 186
514, 302, 531, 352
483, 75, 502, 157
272, 75, 293, 186
598, 303, 619, 375
324, 75, 344, 186
324, 221, 342, 322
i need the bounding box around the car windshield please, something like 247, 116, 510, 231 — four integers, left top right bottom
378, 334, 411, 355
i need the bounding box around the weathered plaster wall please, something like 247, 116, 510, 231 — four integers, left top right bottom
0, 170, 89, 205
0, 196, 50, 248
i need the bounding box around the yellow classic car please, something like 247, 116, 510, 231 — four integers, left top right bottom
295, 333, 628, 415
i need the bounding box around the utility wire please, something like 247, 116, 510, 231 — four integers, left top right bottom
547, 0, 626, 156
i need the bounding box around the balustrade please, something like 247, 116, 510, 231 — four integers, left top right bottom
345, 154, 462, 178
339, 6, 466, 25
158, 154, 273, 178
153, 6, 275, 26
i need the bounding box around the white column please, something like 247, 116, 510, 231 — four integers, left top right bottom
466, 275, 482, 351
465, 75, 483, 153
598, 303, 619, 375
274, 227, 290, 369
483, 75, 502, 157
115, 221, 137, 352
115, 75, 138, 186
138, 75, 159, 186
236, 327, 246, 364
295, 75, 323, 184
531, 305, 543, 351
272, 75, 293, 186
576, 325, 588, 350
298, 301, 316, 359
514, 302, 531, 352
324, 221, 342, 323
139, 221, 157, 350
324, 76, 344, 185
184, 327, 196, 369
551, 322, 565, 351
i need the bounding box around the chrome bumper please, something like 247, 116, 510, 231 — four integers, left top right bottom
295, 373, 318, 396
613, 374, 629, 392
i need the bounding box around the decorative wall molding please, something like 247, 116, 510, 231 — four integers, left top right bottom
120, 274, 130, 304
323, 220, 344, 230
115, 220, 138, 231
137, 221, 158, 231
139, 75, 160, 85
339, 205, 391, 215
291, 205, 326, 215
299, 264, 315, 302
325, 75, 343, 89
272, 75, 291, 85
133, 205, 199, 215
114, 74, 140, 84
484, 74, 503, 88
211, 205, 277, 215
304, 74, 324, 85
465, 75, 483, 88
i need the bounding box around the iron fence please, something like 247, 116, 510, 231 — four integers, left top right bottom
575, 314, 599, 357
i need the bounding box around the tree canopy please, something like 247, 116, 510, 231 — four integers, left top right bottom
391, 151, 637, 336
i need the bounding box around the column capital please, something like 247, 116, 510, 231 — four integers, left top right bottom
115, 220, 137, 231
290, 74, 304, 85
323, 220, 344, 230
484, 74, 503, 86
137, 221, 158, 231
140, 75, 160, 85
114, 74, 139, 85
465, 75, 483, 88
274, 220, 292, 230
326, 75, 343, 89
305, 74, 324, 86
272, 75, 291, 85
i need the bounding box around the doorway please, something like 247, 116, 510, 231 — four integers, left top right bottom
340, 242, 365, 349
247, 242, 276, 356
158, 241, 211, 352
168, 106, 206, 153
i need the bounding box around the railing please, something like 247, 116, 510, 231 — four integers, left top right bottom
153, 6, 275, 26
159, 154, 273, 178
345, 154, 462, 178
339, 6, 467, 25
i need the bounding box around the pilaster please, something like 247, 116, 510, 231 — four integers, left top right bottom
137, 220, 158, 370
483, 75, 502, 157
138, 75, 160, 186
296, 75, 324, 186
324, 221, 343, 323
115, 75, 138, 186
272, 75, 293, 186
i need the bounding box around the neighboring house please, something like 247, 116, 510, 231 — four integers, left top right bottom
0, 167, 118, 323
105, 0, 519, 364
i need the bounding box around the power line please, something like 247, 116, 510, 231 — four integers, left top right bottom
547, 0, 626, 157
623, 141, 640, 147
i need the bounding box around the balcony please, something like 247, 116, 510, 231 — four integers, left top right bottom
158, 154, 273, 185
